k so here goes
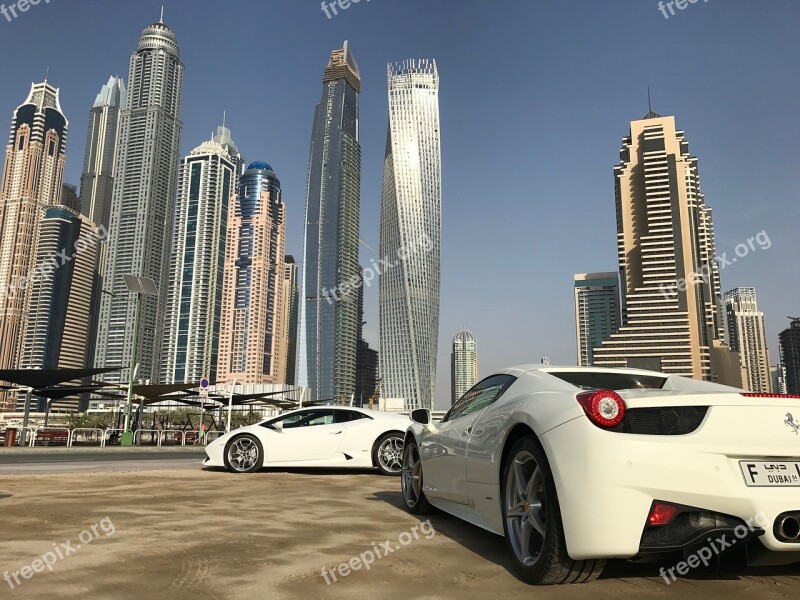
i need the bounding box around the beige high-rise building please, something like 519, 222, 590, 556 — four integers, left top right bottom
451, 329, 479, 405
216, 162, 286, 385
593, 113, 740, 385
279, 256, 299, 385
724, 288, 771, 393
0, 81, 68, 409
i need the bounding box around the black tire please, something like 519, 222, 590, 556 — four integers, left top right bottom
400, 437, 431, 514
501, 435, 604, 584
223, 434, 264, 474
373, 432, 405, 476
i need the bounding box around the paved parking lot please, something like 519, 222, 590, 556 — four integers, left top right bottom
0, 465, 798, 599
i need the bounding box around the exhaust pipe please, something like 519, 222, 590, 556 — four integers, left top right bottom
774, 512, 800, 542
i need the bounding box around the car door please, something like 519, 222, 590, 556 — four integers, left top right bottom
333, 409, 374, 458
421, 375, 516, 504
264, 409, 344, 462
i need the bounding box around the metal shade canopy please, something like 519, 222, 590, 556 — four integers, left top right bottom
30, 384, 110, 400
0, 367, 119, 388
130, 383, 201, 399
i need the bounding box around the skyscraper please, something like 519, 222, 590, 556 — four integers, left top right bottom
79, 75, 126, 231
574, 272, 620, 366
0, 81, 68, 406
94, 19, 184, 385
593, 113, 741, 385
771, 364, 787, 395
355, 266, 378, 404
79, 76, 126, 383
724, 288, 771, 392
298, 42, 361, 403
280, 256, 299, 385
19, 206, 100, 411
379, 59, 442, 410
216, 162, 286, 384
451, 329, 478, 405
161, 126, 242, 385
779, 318, 800, 395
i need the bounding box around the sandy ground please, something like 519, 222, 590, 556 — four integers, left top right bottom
0, 466, 798, 600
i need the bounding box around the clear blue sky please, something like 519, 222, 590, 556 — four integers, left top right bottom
1, 0, 798, 407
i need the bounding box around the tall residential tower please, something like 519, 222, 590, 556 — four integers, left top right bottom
161, 126, 242, 384
94, 19, 184, 384
216, 162, 286, 384
779, 318, 800, 395
0, 81, 68, 404
451, 329, 478, 405
79, 76, 126, 231
724, 288, 771, 393
298, 42, 361, 403
574, 272, 620, 366
19, 207, 100, 411
593, 113, 740, 386
379, 59, 441, 410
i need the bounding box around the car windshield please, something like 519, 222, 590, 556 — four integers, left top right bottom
549, 371, 666, 391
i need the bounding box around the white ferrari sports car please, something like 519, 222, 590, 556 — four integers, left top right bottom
401, 365, 800, 584
204, 407, 410, 475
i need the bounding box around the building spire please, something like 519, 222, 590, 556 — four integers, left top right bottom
644, 86, 661, 119
160, 5, 164, 23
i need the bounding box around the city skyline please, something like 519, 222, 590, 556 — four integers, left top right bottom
0, 2, 797, 408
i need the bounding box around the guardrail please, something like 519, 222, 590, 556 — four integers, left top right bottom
29, 427, 70, 447
1, 426, 227, 447
159, 430, 187, 446
134, 429, 162, 446
69, 428, 106, 447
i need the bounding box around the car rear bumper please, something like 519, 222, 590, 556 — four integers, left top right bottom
540, 416, 800, 560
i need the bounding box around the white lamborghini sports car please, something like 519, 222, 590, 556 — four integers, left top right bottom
401, 365, 800, 584
204, 407, 411, 475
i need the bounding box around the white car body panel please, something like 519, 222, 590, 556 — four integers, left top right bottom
408, 365, 800, 561
204, 407, 410, 470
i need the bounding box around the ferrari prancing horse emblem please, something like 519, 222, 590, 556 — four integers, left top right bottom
786, 413, 800, 435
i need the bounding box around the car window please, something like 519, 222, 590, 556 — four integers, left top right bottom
443, 375, 516, 422
548, 371, 666, 391
267, 409, 335, 429
335, 410, 371, 423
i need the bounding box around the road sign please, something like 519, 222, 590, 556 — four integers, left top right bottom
200, 377, 209, 398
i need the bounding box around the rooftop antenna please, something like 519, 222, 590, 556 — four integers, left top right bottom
222, 110, 226, 129
648, 86, 652, 114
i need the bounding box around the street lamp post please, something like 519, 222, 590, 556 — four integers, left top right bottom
120, 275, 158, 447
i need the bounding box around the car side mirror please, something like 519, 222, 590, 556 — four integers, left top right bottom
272, 421, 283, 432
410, 409, 431, 425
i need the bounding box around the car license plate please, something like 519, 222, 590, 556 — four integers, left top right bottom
740, 461, 800, 487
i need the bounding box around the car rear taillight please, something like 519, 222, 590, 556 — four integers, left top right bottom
740, 393, 800, 399
576, 389, 626, 428
647, 502, 679, 526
